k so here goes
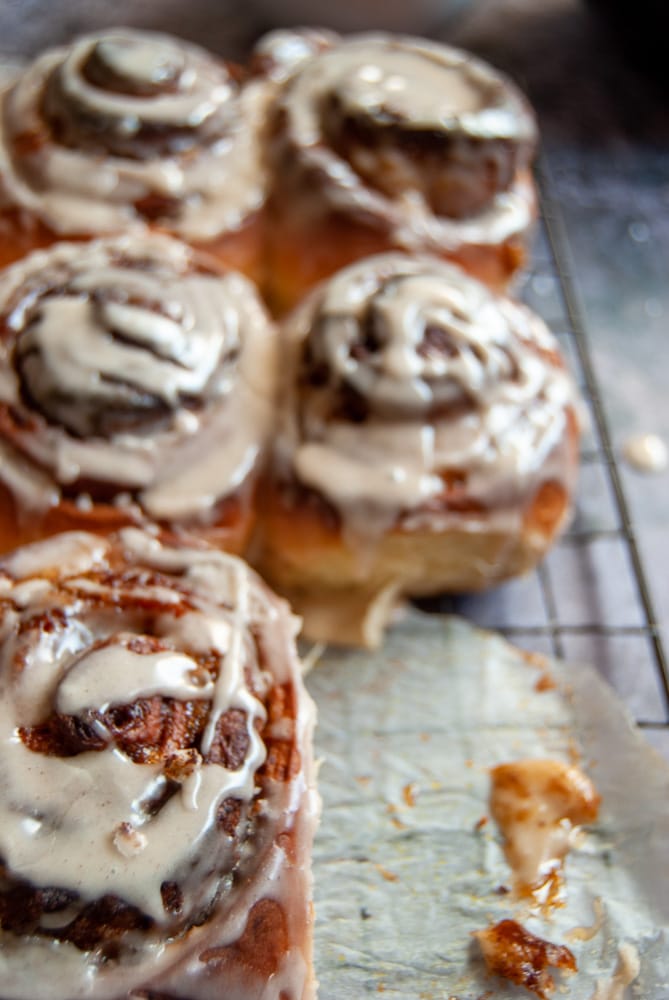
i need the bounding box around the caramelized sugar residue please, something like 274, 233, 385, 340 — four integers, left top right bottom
489, 758, 600, 905
474, 918, 576, 999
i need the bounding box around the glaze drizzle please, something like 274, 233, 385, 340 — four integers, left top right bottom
0, 29, 270, 238
0, 234, 276, 523
271, 32, 537, 248
280, 253, 577, 529
0, 529, 317, 1000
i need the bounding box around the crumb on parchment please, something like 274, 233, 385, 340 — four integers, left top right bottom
474, 919, 576, 999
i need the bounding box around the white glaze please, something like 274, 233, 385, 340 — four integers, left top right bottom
622, 433, 667, 474
1, 531, 108, 579
274, 32, 537, 249
0, 529, 318, 1000
0, 29, 270, 239
0, 234, 277, 523
56, 644, 217, 713
0, 540, 266, 921
94, 36, 184, 92
331, 49, 491, 129
280, 254, 578, 535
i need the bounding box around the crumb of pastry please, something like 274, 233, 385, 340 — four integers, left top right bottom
566, 897, 606, 943
474, 919, 577, 999
534, 670, 556, 692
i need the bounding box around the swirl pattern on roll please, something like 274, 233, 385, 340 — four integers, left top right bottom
0, 529, 316, 999
0, 234, 276, 523
282, 253, 577, 525
0, 29, 270, 238
271, 32, 537, 248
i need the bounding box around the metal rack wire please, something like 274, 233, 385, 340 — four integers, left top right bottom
538, 159, 669, 719
425, 159, 669, 740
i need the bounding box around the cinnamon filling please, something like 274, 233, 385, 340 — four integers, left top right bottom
322, 93, 517, 219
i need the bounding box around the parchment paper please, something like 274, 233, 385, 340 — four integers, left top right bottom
306, 610, 669, 999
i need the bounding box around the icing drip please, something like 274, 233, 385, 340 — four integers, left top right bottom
273, 31, 537, 241
0, 234, 276, 521
0, 529, 317, 1000
0, 29, 270, 238
281, 253, 577, 530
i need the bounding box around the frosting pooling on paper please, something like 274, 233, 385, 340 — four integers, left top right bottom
0, 29, 269, 239
0, 234, 276, 522
489, 758, 600, 901
281, 253, 577, 528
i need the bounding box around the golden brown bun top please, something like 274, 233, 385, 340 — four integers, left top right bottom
263, 29, 537, 244
0, 234, 276, 524
0, 28, 271, 238
277, 252, 577, 527
0, 527, 315, 997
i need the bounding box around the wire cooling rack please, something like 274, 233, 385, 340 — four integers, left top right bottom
421, 158, 669, 746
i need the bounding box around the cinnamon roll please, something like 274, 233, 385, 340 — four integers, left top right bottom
257, 253, 579, 647
259, 30, 538, 313
0, 29, 271, 281
0, 233, 276, 555
0, 527, 318, 1000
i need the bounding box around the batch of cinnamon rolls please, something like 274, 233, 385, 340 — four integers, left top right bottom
0, 24, 579, 1000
